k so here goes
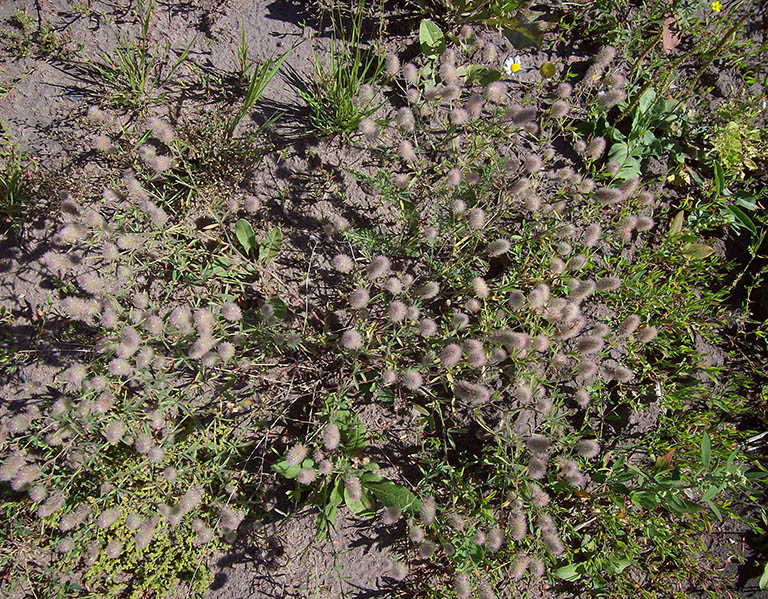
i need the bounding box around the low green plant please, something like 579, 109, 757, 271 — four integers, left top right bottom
295, 0, 386, 137
225, 47, 291, 138
707, 98, 768, 180
0, 125, 33, 236
85, 0, 191, 108
274, 408, 421, 536
407, 0, 543, 47
0, 9, 68, 58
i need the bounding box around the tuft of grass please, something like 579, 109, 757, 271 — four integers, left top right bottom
85, 0, 191, 109
0, 125, 33, 236
295, 0, 386, 138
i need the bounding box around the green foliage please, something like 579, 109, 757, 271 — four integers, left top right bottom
0, 125, 33, 236
707, 100, 768, 180
85, 0, 191, 108
225, 47, 291, 138
295, 0, 386, 137
235, 219, 283, 263
590, 86, 687, 181
273, 409, 419, 535
82, 508, 221, 598
1, 2, 767, 598
409, 0, 542, 46
0, 9, 68, 58
419, 19, 446, 57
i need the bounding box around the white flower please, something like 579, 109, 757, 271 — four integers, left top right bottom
504, 55, 522, 76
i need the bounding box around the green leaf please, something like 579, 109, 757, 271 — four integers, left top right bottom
501, 19, 544, 49
553, 563, 582, 581
758, 561, 768, 590
273, 459, 300, 479
259, 227, 282, 262
419, 19, 445, 57
329, 478, 343, 509
733, 191, 758, 211
359, 471, 384, 484
344, 487, 376, 517
456, 65, 501, 86
682, 243, 715, 259
665, 495, 704, 514
713, 161, 724, 195
704, 499, 722, 521
235, 219, 257, 257
617, 157, 642, 180
637, 87, 657, 117
266, 296, 287, 321
332, 410, 367, 453
612, 558, 632, 574
723, 204, 757, 236
364, 480, 421, 515
606, 140, 642, 179
607, 141, 629, 165
669, 210, 685, 235
701, 432, 711, 469
376, 385, 395, 405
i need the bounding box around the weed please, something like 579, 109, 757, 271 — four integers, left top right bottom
0, 125, 33, 236
85, 0, 191, 109
0, 9, 69, 58
295, 0, 386, 137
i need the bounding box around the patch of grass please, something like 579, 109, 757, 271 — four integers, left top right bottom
85, 0, 191, 109
296, 0, 386, 138
0, 125, 33, 236
0, 8, 69, 58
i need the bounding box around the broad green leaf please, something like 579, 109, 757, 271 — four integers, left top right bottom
682, 243, 715, 259
457, 64, 501, 86
376, 385, 395, 404
501, 20, 544, 49
607, 141, 629, 165
759, 561, 768, 590
259, 227, 282, 262
329, 478, 343, 508
553, 563, 581, 581
669, 211, 685, 235
364, 480, 421, 515
360, 471, 384, 484
733, 192, 758, 210
637, 87, 657, 117
332, 410, 367, 453
344, 487, 376, 517
701, 432, 711, 469
616, 157, 642, 180
640, 129, 657, 148
419, 20, 445, 57
612, 558, 632, 574
266, 296, 287, 321
235, 219, 257, 256
273, 459, 300, 479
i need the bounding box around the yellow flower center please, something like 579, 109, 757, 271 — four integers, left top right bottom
510, 63, 521, 73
